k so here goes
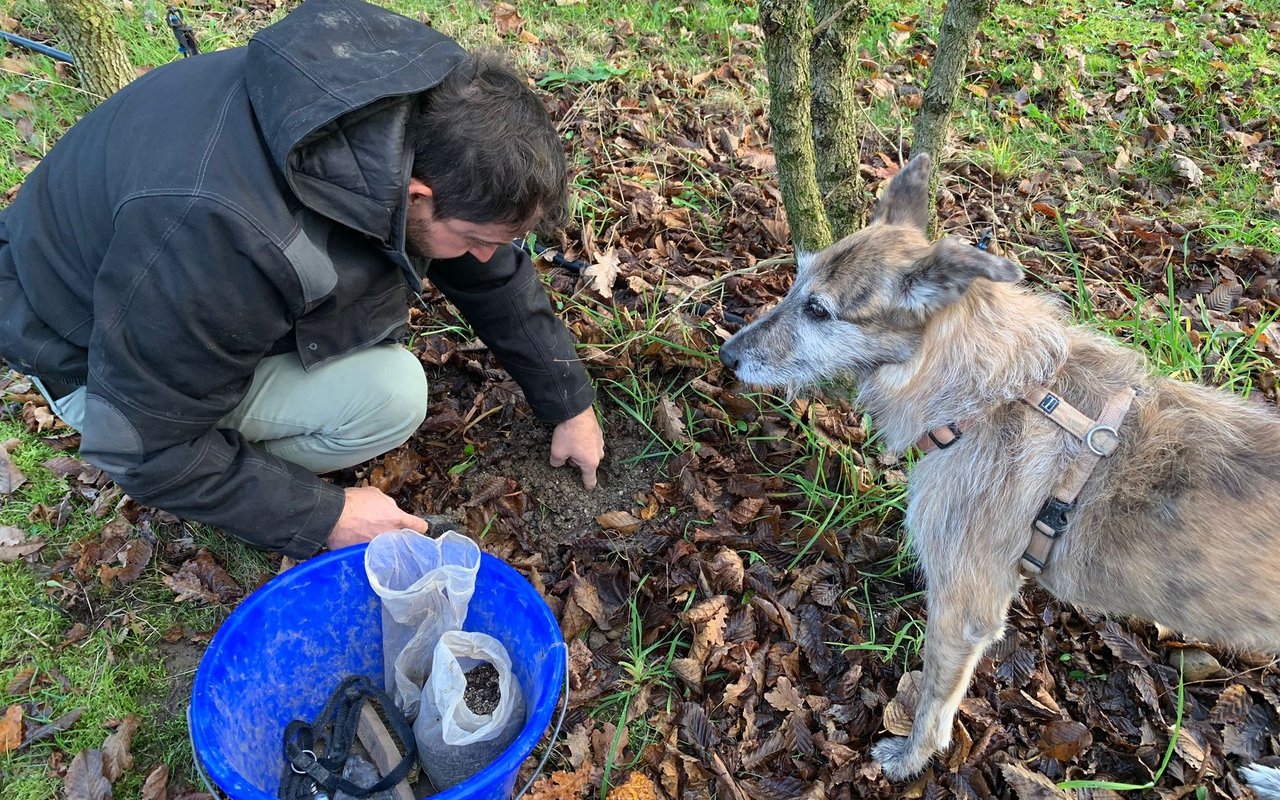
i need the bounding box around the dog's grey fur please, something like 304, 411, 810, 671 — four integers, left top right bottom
720, 154, 1280, 783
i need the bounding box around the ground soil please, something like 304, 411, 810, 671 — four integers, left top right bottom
462, 662, 501, 716
451, 414, 658, 553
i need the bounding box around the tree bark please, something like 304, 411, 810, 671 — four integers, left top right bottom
47, 0, 133, 102
760, 0, 832, 254
810, 0, 869, 239
911, 0, 996, 234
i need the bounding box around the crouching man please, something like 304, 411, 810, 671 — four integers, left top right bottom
0, 0, 603, 558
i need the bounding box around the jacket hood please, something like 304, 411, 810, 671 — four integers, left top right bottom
246, 0, 466, 243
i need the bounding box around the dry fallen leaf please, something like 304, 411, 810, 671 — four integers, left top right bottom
0, 705, 23, 753
685, 595, 729, 664
1036, 719, 1092, 761
582, 247, 620, 300
999, 762, 1072, 799
596, 510, 642, 534
0, 447, 27, 495
19, 707, 83, 749
64, 748, 113, 800
7, 92, 34, 113
0, 525, 44, 562
102, 714, 140, 782
490, 1, 524, 35
883, 670, 922, 736
1171, 154, 1204, 187
163, 550, 241, 604
98, 538, 154, 587
763, 676, 805, 713
704, 547, 744, 593
654, 396, 685, 444
6, 668, 35, 695
140, 764, 169, 800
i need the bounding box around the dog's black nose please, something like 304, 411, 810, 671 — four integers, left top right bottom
719, 341, 738, 370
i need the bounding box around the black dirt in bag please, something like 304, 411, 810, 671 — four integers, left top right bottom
463, 662, 501, 715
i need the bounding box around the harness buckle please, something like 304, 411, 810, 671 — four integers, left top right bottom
1034, 496, 1073, 538
927, 422, 965, 450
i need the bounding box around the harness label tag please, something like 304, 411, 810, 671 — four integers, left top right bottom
1038, 394, 1060, 414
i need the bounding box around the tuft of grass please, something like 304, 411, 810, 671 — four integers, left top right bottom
590, 576, 686, 799
0, 417, 261, 799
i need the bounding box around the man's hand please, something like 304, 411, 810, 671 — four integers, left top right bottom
326, 486, 428, 550
550, 407, 605, 489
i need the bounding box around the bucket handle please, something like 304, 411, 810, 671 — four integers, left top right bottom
514, 640, 571, 798
188, 704, 232, 800
186, 642, 571, 800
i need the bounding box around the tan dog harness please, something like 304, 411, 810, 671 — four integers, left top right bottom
915, 386, 1136, 577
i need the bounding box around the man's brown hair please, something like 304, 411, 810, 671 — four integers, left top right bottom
410, 51, 568, 228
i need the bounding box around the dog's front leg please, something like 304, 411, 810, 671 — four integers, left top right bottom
872, 575, 1015, 780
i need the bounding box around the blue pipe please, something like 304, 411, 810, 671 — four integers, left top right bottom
0, 30, 75, 64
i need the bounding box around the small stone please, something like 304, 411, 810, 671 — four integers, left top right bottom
1169, 648, 1222, 682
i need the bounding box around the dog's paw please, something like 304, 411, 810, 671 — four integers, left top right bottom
1241, 764, 1280, 800
872, 736, 929, 781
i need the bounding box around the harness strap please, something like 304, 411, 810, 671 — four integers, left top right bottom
278, 676, 417, 800
1018, 387, 1136, 576
913, 385, 1137, 577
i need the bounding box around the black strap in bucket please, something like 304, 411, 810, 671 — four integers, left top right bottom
278, 676, 416, 800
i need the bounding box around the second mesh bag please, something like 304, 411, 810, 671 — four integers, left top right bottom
364, 529, 481, 719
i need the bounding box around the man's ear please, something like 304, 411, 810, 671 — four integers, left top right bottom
900, 237, 1022, 310
407, 178, 433, 205
868, 153, 932, 231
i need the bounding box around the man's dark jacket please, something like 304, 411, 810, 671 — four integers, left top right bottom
0, 0, 593, 557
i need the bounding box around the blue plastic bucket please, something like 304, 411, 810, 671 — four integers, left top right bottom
189, 544, 566, 800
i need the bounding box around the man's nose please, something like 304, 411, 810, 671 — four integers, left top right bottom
470, 245, 498, 262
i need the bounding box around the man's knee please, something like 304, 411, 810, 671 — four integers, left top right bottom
362, 346, 428, 440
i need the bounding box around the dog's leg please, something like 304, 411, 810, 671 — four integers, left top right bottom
872, 574, 1015, 780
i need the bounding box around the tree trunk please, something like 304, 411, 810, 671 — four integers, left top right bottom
47, 0, 133, 102
810, 0, 869, 239
911, 0, 996, 234
760, 0, 832, 255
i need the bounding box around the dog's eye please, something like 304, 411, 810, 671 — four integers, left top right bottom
805, 298, 831, 321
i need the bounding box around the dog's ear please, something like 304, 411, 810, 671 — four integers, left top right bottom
900, 238, 1022, 310
795, 249, 819, 278
869, 153, 932, 231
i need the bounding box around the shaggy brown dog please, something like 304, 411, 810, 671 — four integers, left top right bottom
719, 154, 1280, 787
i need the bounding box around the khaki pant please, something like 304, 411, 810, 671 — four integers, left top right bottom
32, 345, 427, 474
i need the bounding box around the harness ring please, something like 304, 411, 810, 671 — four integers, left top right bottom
1085, 424, 1118, 456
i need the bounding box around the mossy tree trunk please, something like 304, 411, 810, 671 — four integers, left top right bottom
911, 0, 997, 234
47, 0, 133, 102
810, 0, 869, 238
760, 0, 832, 255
